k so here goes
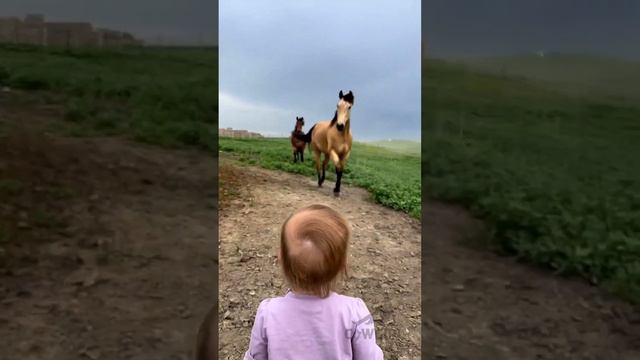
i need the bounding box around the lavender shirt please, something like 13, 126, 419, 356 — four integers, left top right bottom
244, 291, 384, 360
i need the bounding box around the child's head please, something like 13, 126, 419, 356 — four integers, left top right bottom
279, 204, 350, 298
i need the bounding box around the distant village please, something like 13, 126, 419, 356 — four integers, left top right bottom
0, 14, 143, 48
219, 128, 263, 139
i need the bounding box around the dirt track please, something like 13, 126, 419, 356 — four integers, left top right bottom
218, 156, 422, 359
0, 92, 216, 360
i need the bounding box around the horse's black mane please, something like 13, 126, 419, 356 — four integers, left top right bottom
330, 111, 337, 126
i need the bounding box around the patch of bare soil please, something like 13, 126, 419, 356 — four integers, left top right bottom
423, 201, 640, 360
0, 94, 217, 360
218, 156, 422, 360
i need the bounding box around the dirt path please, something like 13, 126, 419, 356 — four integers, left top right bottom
218, 156, 422, 360
0, 93, 217, 359
423, 201, 640, 360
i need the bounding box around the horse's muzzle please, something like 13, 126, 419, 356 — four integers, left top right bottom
336, 124, 344, 131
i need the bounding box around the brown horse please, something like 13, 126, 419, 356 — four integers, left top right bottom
290, 116, 306, 163
294, 90, 354, 196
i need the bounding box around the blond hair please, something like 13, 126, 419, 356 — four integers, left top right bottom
280, 204, 350, 297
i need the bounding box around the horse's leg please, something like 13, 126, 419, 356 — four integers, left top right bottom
342, 149, 351, 163
300, 150, 304, 162
313, 150, 323, 186
329, 150, 342, 195
321, 154, 329, 186
334, 149, 350, 195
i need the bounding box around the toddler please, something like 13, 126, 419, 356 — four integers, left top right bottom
244, 204, 384, 360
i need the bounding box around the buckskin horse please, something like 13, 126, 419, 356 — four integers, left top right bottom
290, 116, 306, 163
294, 90, 354, 196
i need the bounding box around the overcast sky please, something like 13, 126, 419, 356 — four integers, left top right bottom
423, 0, 640, 59
0, 0, 217, 45
219, 0, 421, 141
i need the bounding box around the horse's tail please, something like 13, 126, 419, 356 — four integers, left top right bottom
304, 124, 316, 153
292, 126, 312, 143
293, 124, 315, 143
305, 125, 315, 143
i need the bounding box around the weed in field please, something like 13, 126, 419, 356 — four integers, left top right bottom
0, 178, 22, 195
0, 226, 8, 243
32, 209, 64, 229
0, 65, 9, 85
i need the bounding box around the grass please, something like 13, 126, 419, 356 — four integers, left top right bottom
367, 140, 421, 156
457, 53, 640, 103
423, 56, 640, 303
0, 226, 7, 243
219, 137, 421, 218
0, 44, 218, 150
32, 209, 64, 229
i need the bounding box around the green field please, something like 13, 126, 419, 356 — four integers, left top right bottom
220, 137, 421, 219
423, 55, 640, 302
367, 140, 421, 156
0, 44, 217, 150
458, 53, 640, 103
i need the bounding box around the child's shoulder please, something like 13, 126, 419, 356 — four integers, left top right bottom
255, 292, 370, 310
256, 296, 278, 309
332, 293, 372, 315
332, 292, 365, 305
254, 294, 289, 311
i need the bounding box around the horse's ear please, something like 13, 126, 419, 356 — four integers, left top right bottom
343, 90, 354, 104
339, 90, 343, 99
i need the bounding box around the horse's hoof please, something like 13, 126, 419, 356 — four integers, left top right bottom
333, 191, 340, 197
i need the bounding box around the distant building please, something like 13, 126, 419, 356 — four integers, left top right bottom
97, 28, 144, 47
45, 22, 97, 47
0, 14, 143, 48
219, 127, 263, 139
24, 14, 45, 24
0, 17, 22, 43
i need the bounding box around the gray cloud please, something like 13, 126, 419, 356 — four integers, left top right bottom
220, 0, 421, 141
423, 0, 640, 59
